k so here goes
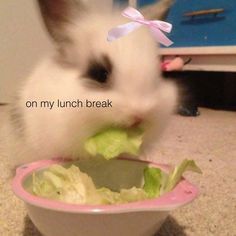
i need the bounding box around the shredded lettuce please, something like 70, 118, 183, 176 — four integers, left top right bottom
32, 164, 147, 205
32, 159, 202, 204
97, 187, 147, 204
32, 126, 202, 204
84, 127, 143, 160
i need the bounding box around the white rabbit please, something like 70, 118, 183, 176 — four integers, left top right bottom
6, 0, 177, 167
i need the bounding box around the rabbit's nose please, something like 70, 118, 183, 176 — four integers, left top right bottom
130, 116, 143, 128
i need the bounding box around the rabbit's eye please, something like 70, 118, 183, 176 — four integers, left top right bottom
87, 64, 109, 83
86, 55, 112, 84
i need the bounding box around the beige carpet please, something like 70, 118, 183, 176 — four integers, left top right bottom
0, 106, 235, 236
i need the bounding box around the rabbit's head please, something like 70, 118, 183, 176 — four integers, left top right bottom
13, 0, 177, 164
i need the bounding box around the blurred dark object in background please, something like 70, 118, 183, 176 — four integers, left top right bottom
164, 72, 236, 116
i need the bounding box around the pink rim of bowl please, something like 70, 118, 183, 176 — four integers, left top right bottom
12, 158, 199, 214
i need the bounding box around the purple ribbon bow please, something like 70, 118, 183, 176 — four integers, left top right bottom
107, 7, 173, 47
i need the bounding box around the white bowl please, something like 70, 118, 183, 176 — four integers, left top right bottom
12, 158, 199, 236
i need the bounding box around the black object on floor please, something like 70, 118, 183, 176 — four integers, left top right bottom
163, 71, 236, 116
178, 104, 200, 117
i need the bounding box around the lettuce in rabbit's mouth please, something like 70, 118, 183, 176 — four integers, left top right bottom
84, 127, 143, 160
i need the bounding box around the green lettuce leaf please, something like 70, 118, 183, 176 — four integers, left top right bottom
84, 127, 143, 160
163, 159, 202, 193
143, 159, 202, 197
33, 164, 102, 204
143, 167, 162, 198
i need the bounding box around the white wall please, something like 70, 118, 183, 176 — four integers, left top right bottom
0, 0, 53, 103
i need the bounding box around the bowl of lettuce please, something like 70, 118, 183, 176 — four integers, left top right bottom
12, 127, 201, 236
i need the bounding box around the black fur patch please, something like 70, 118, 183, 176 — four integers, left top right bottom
85, 55, 113, 84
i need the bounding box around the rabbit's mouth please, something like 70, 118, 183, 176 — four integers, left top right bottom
127, 116, 143, 128
117, 115, 146, 130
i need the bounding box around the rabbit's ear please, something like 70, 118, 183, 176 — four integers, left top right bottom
37, 0, 85, 43
140, 0, 173, 20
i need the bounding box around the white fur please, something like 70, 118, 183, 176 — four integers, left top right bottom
7, 1, 177, 167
